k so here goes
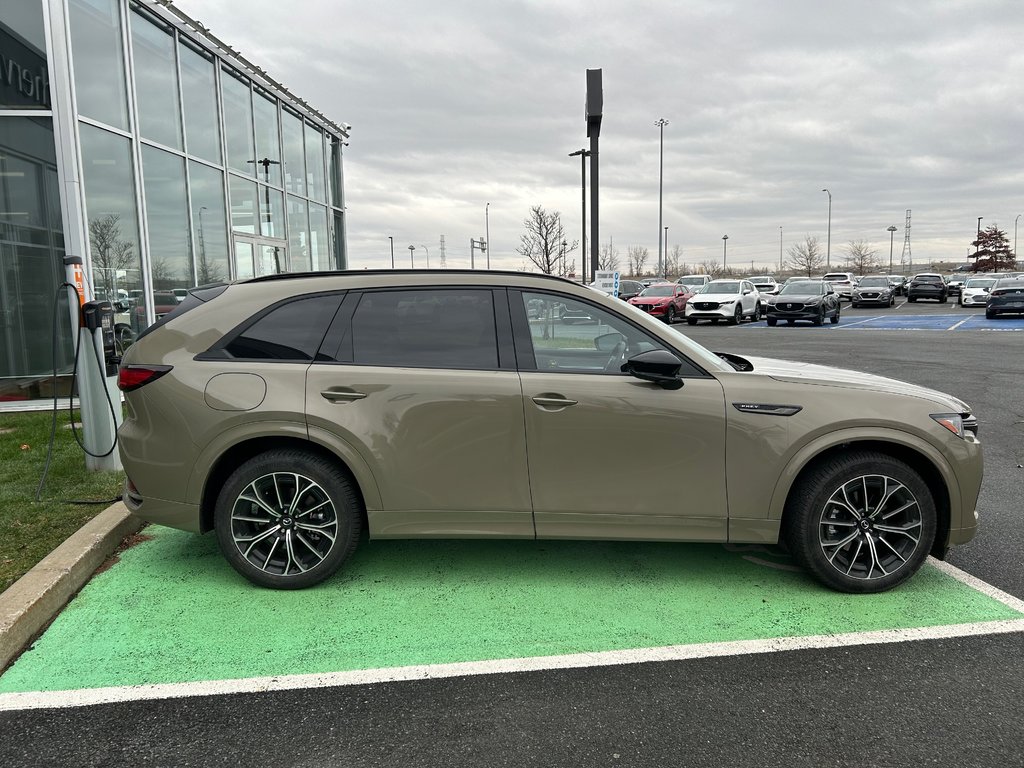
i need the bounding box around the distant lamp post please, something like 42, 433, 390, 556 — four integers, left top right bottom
976, 217, 983, 272
722, 234, 729, 272
655, 118, 669, 280
408, 245, 415, 268
1015, 213, 1021, 265
822, 188, 832, 269
887, 225, 898, 273
664, 226, 668, 277
779, 226, 783, 272
485, 203, 490, 269
420, 244, 430, 269
388, 236, 394, 269
568, 148, 590, 281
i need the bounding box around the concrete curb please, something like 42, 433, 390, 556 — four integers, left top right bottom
0, 502, 141, 672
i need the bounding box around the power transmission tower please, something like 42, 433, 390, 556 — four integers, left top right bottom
439, 235, 447, 269
899, 209, 912, 272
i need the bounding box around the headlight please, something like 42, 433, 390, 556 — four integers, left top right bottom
931, 413, 964, 438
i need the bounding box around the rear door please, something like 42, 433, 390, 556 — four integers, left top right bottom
305, 287, 533, 538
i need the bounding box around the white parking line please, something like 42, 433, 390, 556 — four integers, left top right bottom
1, 558, 1021, 712
947, 316, 973, 331
837, 316, 881, 328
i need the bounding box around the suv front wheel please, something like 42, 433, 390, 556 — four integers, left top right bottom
214, 449, 363, 589
783, 451, 936, 593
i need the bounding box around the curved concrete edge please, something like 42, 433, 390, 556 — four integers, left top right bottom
0, 502, 142, 672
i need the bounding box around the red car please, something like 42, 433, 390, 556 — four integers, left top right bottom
627, 283, 694, 323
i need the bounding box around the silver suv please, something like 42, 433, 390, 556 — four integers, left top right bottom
118, 271, 981, 593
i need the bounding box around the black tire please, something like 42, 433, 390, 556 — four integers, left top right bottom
666, 306, 676, 324
851, 302, 859, 308
766, 317, 777, 326
686, 317, 697, 326
214, 449, 363, 589
782, 451, 937, 593
830, 306, 840, 324
986, 309, 996, 319
940, 295, 947, 304
812, 307, 824, 326
728, 305, 741, 325
890, 296, 895, 307
908, 297, 916, 303
752, 303, 761, 322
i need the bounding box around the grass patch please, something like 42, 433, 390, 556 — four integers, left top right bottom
0, 409, 124, 592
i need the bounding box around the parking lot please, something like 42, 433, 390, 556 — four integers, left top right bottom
1, 299, 1023, 767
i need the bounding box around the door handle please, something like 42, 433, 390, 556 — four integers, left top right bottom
320, 389, 367, 403
532, 395, 578, 408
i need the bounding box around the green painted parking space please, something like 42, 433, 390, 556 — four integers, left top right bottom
1, 525, 1021, 695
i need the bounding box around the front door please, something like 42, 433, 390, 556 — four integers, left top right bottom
514, 291, 729, 541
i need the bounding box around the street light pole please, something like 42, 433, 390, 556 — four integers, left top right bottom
419, 245, 430, 269
655, 118, 669, 280
887, 225, 898, 274
485, 203, 490, 269
779, 226, 783, 272
1015, 213, 1021, 265
408, 245, 415, 268
388, 236, 394, 269
976, 217, 983, 273
822, 188, 832, 269
664, 227, 668, 277
569, 149, 589, 281
722, 234, 729, 273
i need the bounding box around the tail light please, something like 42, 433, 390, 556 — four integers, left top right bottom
118, 364, 172, 392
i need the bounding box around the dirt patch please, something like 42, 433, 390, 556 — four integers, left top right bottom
94, 529, 153, 576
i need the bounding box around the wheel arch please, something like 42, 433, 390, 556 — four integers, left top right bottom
198, 435, 375, 535
771, 434, 954, 559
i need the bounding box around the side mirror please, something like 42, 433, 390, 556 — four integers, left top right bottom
625, 349, 684, 390
594, 332, 625, 353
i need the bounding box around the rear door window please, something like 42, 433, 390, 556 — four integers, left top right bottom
349, 289, 500, 370
219, 294, 342, 360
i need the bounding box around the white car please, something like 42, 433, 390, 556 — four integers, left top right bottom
959, 276, 996, 307
685, 279, 761, 325
746, 275, 779, 295
823, 272, 858, 300
676, 274, 712, 290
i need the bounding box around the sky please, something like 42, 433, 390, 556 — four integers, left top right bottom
174, 0, 1024, 275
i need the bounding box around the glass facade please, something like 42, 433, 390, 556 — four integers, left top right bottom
0, 0, 347, 403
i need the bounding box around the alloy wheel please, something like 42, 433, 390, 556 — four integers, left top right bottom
229, 471, 339, 576
818, 474, 922, 581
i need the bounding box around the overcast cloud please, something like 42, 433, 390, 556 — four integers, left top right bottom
174, 0, 1024, 273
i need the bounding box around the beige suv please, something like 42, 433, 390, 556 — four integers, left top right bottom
118, 271, 982, 593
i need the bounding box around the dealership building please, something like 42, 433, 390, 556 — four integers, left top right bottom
1, 0, 349, 402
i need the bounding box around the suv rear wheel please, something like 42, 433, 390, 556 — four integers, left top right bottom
783, 451, 936, 593
214, 449, 362, 589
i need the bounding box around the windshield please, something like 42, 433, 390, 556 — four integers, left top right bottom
678, 277, 705, 286
640, 285, 675, 297
913, 275, 943, 283
858, 277, 889, 287
823, 274, 849, 281
701, 281, 740, 294
779, 282, 824, 295
965, 278, 995, 288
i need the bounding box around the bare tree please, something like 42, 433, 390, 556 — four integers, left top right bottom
89, 213, 136, 300
626, 245, 648, 277
786, 236, 825, 277
664, 244, 685, 278
844, 240, 878, 275
698, 260, 724, 279
598, 242, 620, 272
517, 206, 578, 275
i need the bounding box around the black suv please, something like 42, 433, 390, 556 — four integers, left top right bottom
907, 273, 948, 303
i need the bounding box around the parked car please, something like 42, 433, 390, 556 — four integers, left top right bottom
907, 273, 948, 303
590, 279, 645, 302
959, 277, 996, 308
851, 276, 895, 307
822, 272, 858, 300
116, 269, 981, 593
684, 279, 761, 325
765, 280, 841, 326
945, 275, 966, 297
985, 278, 1024, 318
628, 283, 694, 324
676, 274, 712, 290
746, 275, 779, 296
887, 275, 908, 296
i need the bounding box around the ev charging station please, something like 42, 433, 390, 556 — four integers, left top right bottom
63, 254, 122, 472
